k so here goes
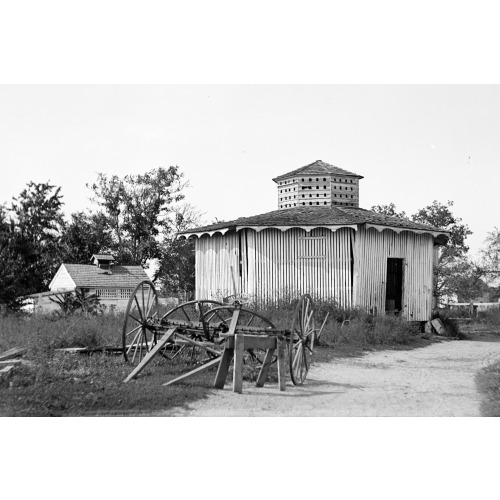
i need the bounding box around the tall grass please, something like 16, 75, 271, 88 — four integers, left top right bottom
0, 312, 211, 416
254, 298, 422, 347
0, 312, 123, 354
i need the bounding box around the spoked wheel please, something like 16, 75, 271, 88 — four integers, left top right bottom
203, 306, 278, 379
289, 294, 316, 385
122, 280, 159, 364
160, 300, 224, 364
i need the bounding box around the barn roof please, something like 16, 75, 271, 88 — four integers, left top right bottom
272, 160, 364, 182
57, 264, 149, 289
178, 206, 450, 242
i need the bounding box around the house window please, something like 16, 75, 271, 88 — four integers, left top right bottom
119, 289, 132, 299
95, 288, 117, 299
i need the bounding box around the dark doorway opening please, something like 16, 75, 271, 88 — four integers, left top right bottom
386, 258, 403, 315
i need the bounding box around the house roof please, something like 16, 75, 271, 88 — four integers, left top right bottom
273, 160, 364, 183
62, 264, 149, 288
178, 205, 450, 242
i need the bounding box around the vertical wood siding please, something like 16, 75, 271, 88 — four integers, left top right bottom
196, 227, 354, 307
194, 225, 434, 321
353, 226, 434, 321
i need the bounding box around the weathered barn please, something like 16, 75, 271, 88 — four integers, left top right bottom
178, 161, 449, 321
28, 254, 149, 313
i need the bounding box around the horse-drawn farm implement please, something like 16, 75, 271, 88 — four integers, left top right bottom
122, 280, 327, 392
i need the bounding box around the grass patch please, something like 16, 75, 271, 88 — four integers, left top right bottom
476, 360, 500, 417
1, 300, 430, 416
0, 312, 216, 416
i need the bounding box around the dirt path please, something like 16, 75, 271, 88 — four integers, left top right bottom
157, 334, 500, 417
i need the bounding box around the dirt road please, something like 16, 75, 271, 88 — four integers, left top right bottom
159, 333, 500, 417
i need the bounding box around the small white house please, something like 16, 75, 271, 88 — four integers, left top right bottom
28, 254, 149, 313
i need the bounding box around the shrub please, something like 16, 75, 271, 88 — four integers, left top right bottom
319, 313, 420, 346
478, 307, 500, 327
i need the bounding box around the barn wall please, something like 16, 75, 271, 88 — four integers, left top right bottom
195, 227, 354, 306
353, 226, 434, 321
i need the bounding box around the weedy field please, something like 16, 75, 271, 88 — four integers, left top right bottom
0, 302, 468, 417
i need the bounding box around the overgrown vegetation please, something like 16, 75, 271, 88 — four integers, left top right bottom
0, 313, 213, 416
1, 301, 428, 416
476, 361, 500, 417
0, 167, 201, 312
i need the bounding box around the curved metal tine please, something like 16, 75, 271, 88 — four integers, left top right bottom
181, 305, 192, 322
189, 345, 196, 364
170, 344, 187, 360
316, 312, 329, 339
245, 312, 256, 327
215, 309, 230, 323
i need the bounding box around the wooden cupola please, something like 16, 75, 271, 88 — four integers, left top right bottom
272, 160, 364, 210
90, 253, 115, 271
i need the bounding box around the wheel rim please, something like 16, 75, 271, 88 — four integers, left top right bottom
122, 280, 159, 364
289, 294, 315, 385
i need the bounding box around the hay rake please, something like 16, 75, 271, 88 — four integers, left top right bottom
122, 280, 326, 391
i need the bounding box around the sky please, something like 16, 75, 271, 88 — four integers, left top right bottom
1, 84, 499, 257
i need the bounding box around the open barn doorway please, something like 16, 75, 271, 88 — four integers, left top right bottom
385, 258, 404, 315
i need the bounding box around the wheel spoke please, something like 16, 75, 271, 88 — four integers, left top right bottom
134, 296, 143, 321
181, 306, 191, 322
144, 286, 152, 318
131, 329, 142, 363
128, 313, 142, 324
125, 324, 142, 340
126, 328, 143, 355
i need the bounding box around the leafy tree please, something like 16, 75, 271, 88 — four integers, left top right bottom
370, 203, 407, 219
88, 167, 185, 265
0, 205, 30, 308
155, 204, 203, 298
480, 227, 500, 278
411, 200, 472, 304
412, 200, 471, 260
6, 182, 66, 299
60, 211, 114, 263
479, 227, 500, 299
441, 258, 488, 302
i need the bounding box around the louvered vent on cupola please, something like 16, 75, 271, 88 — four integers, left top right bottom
91, 253, 115, 273
272, 160, 364, 210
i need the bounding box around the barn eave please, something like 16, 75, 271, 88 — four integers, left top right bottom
177, 223, 449, 242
